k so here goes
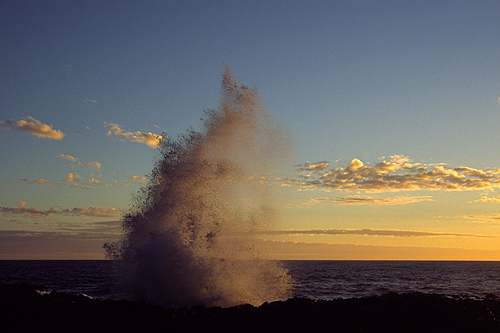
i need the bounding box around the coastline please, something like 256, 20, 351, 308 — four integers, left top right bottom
2, 283, 500, 332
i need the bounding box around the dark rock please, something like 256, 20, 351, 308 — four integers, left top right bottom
1, 283, 500, 332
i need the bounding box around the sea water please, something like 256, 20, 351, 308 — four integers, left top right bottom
284, 260, 500, 300
2, 260, 500, 302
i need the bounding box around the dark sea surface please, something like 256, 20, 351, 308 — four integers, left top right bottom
1, 260, 500, 301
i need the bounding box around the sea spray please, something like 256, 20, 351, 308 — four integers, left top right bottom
104, 66, 292, 308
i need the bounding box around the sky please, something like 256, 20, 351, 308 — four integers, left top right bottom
2, 1, 500, 260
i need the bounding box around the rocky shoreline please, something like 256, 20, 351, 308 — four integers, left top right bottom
2, 283, 500, 332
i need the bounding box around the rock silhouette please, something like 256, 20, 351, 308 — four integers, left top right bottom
2, 284, 500, 332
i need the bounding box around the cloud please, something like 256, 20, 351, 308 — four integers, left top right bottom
458, 215, 500, 223
64, 173, 81, 183
126, 176, 148, 185
302, 195, 434, 206
284, 155, 500, 192
468, 196, 500, 204
0, 227, 121, 243
84, 99, 98, 104
298, 161, 329, 173
87, 178, 103, 185
87, 178, 112, 187
78, 161, 101, 169
1, 116, 64, 140
104, 122, 162, 148
19, 177, 55, 187
0, 204, 122, 220
0, 204, 54, 220
70, 183, 92, 190
254, 228, 494, 238
59, 154, 78, 162
60, 206, 121, 218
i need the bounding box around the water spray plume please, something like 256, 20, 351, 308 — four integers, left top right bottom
104, 66, 292, 308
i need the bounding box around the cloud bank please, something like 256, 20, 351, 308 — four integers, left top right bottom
468, 196, 500, 204
1, 116, 64, 140
284, 155, 500, 192
303, 195, 433, 206
0, 204, 122, 220
255, 228, 493, 238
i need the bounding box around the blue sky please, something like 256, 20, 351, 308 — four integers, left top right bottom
2, 1, 500, 259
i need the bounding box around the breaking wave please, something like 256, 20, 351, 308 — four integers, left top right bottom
104, 66, 292, 308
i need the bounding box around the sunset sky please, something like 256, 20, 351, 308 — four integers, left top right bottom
2, 1, 500, 260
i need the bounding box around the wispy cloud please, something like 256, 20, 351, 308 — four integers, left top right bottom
126, 176, 148, 185
57, 154, 101, 169
70, 183, 92, 190
0, 221, 122, 243
254, 228, 494, 238
58, 154, 78, 162
1, 116, 64, 140
458, 215, 500, 223
21, 171, 107, 189
283, 155, 500, 192
19, 177, 55, 187
84, 99, 98, 104
298, 161, 330, 173
468, 196, 500, 204
87, 178, 112, 187
79, 161, 101, 169
104, 122, 162, 148
302, 195, 433, 206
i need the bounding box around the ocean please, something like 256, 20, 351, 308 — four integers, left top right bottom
1, 260, 500, 302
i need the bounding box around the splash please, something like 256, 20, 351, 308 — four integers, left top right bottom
104, 66, 292, 308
